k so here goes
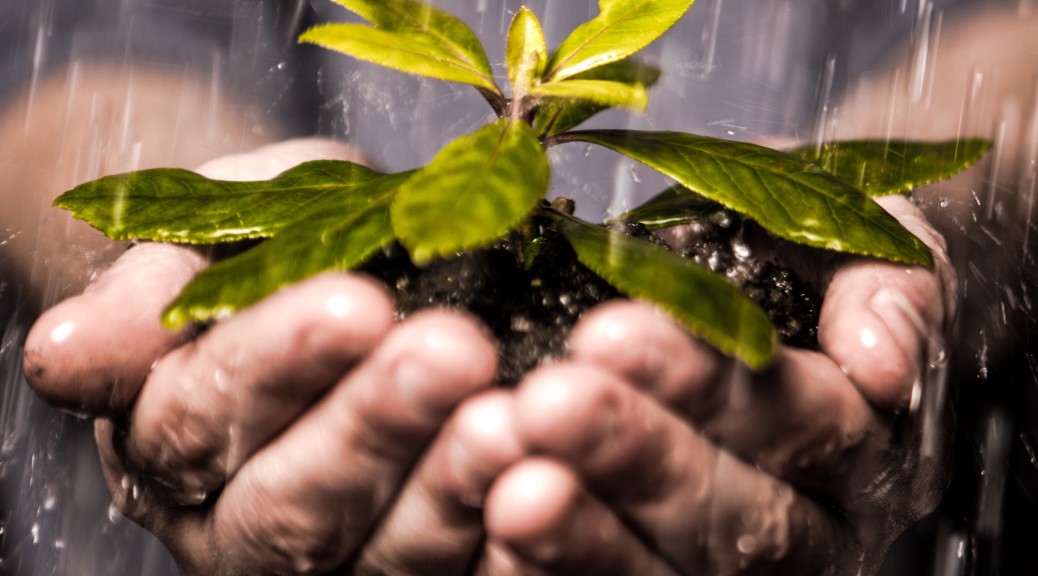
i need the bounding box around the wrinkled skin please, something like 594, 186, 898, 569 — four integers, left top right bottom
23, 137, 956, 575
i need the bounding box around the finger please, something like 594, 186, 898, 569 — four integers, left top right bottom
568, 300, 725, 420
483, 458, 679, 576
194, 137, 369, 180
95, 417, 210, 565
124, 273, 394, 502
23, 243, 206, 414
696, 348, 885, 498
571, 301, 882, 496
513, 363, 854, 575
351, 391, 521, 575
22, 138, 364, 415
819, 194, 955, 410
197, 311, 497, 575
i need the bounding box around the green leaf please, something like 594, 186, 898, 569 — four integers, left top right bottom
506, 7, 548, 98
54, 160, 385, 244
788, 139, 991, 197
613, 184, 722, 229
530, 79, 648, 113
162, 172, 412, 328
300, 0, 498, 94
533, 59, 660, 136
550, 211, 774, 369
545, 0, 694, 81
392, 119, 549, 264
566, 130, 933, 267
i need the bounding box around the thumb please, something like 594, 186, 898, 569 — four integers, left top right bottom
818, 195, 955, 410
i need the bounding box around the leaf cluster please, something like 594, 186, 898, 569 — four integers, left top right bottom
55, 0, 989, 369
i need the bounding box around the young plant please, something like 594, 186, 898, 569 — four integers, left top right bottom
55, 0, 988, 370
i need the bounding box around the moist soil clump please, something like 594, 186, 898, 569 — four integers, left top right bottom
360, 209, 821, 385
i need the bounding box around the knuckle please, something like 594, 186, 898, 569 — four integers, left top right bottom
233, 503, 358, 574
131, 363, 228, 494
705, 483, 817, 575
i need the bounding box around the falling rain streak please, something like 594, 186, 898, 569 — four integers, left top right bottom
1, 1, 1037, 574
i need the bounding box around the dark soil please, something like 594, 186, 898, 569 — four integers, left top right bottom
359, 209, 820, 385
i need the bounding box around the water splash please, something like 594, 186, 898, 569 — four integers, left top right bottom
907, 1, 939, 106
694, 0, 724, 78
975, 408, 1011, 559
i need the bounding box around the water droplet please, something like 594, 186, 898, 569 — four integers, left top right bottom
737, 534, 758, 554
293, 557, 316, 574
732, 241, 751, 261
107, 502, 123, 524
49, 321, 75, 344
1021, 432, 1038, 468
181, 483, 208, 506
325, 294, 355, 318
930, 347, 948, 368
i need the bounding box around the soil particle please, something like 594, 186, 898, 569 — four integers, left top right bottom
678, 211, 821, 350
360, 211, 820, 385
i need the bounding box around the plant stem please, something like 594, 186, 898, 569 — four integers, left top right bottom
479, 88, 508, 117
543, 131, 581, 148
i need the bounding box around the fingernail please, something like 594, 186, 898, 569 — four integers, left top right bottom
869, 287, 926, 405
869, 287, 927, 359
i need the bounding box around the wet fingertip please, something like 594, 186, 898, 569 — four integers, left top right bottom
569, 302, 722, 407
570, 300, 654, 344
382, 310, 499, 412
283, 273, 397, 357
450, 392, 523, 481
569, 301, 664, 378
514, 364, 615, 454
863, 288, 927, 409
25, 243, 207, 413
22, 306, 63, 397
418, 310, 499, 378
821, 298, 915, 411
23, 299, 128, 413
485, 458, 579, 563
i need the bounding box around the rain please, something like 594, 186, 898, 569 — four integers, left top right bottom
1, 0, 1036, 574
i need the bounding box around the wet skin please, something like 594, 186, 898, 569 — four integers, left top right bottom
24, 139, 955, 575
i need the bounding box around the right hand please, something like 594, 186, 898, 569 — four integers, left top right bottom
23, 140, 521, 575
482, 194, 957, 575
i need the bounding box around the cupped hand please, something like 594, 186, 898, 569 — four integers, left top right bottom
23, 140, 522, 576
484, 194, 956, 575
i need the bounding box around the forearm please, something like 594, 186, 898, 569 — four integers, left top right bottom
0, 63, 270, 307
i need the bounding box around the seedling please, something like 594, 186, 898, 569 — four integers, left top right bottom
55, 0, 988, 370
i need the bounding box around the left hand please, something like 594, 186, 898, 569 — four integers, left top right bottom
23, 140, 522, 576
482, 194, 956, 575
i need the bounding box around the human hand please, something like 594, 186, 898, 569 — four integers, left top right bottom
483, 194, 955, 575
0, 64, 271, 306
23, 140, 523, 575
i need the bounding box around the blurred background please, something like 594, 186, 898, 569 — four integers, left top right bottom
1, 0, 1034, 574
